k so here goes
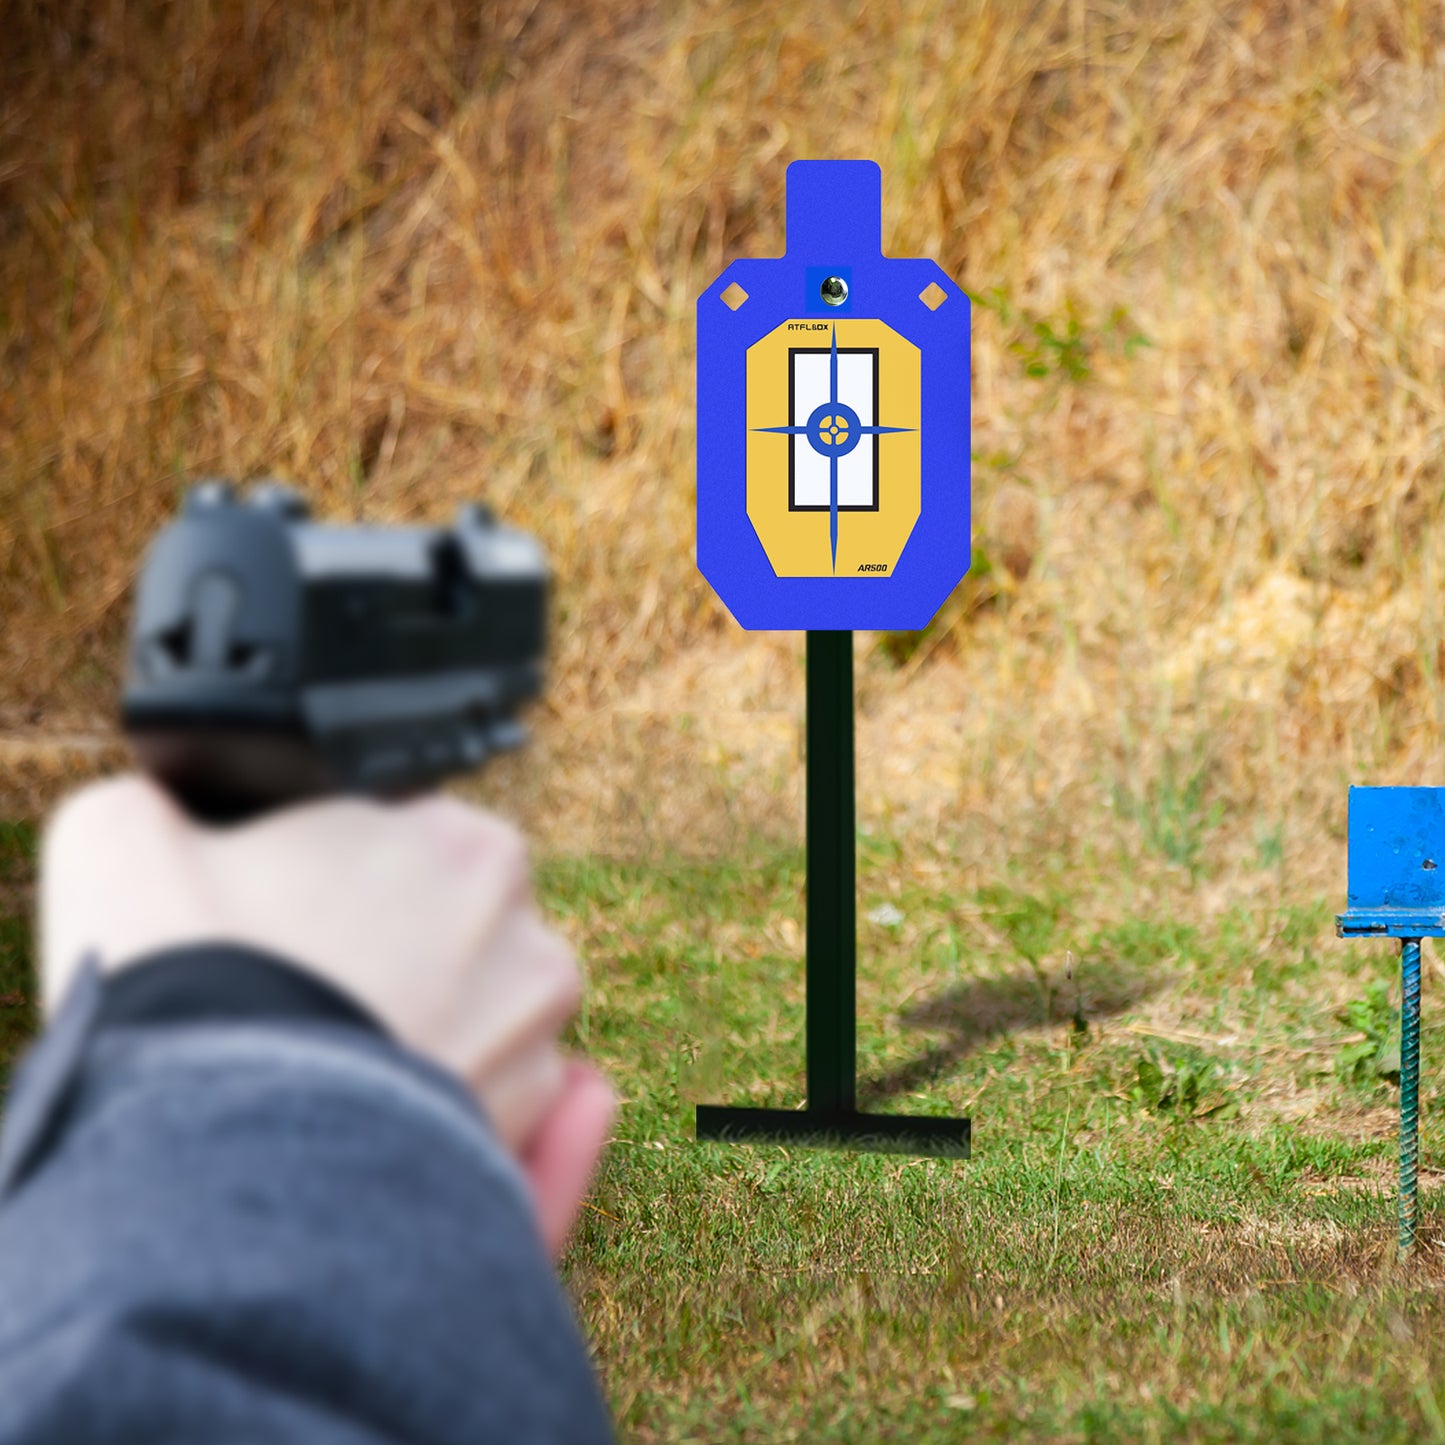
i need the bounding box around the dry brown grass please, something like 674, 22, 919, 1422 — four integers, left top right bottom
4, 0, 1445, 882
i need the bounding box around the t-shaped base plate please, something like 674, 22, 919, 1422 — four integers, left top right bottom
695, 1105, 970, 1160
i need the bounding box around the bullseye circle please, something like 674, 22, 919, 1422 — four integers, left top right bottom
804, 401, 863, 457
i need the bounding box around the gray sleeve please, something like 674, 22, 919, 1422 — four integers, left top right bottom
0, 964, 615, 1445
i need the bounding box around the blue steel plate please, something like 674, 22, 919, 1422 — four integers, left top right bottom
696, 159, 970, 632
1337, 786, 1445, 938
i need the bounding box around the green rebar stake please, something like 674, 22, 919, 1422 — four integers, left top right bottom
1400, 937, 1422, 1257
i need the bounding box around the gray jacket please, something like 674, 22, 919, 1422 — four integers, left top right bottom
0, 944, 616, 1443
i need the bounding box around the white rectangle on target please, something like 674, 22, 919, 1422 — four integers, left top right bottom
791, 349, 877, 509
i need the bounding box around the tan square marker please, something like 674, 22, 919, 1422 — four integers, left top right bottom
720, 282, 749, 310
919, 281, 947, 310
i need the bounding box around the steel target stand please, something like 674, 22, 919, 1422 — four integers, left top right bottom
694, 630, 971, 1159
1337, 786, 1445, 1258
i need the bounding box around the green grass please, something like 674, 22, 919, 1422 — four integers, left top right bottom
2, 818, 1443, 1439
537, 837, 1445, 1443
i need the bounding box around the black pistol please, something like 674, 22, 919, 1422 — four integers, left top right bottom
120, 480, 547, 824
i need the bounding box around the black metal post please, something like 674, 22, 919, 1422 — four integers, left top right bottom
806, 629, 856, 1117
695, 631, 971, 1159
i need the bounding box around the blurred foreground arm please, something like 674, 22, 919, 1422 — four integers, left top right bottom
0, 774, 616, 1443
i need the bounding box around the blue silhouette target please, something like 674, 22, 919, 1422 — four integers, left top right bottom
696, 159, 971, 631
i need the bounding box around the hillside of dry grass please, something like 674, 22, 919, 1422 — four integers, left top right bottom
3, 0, 1445, 889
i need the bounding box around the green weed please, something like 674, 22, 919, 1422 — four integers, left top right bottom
1129, 1046, 1239, 1119
1335, 978, 1402, 1087
973, 288, 1152, 382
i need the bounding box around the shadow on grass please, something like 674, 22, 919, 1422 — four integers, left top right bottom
857, 959, 1158, 1108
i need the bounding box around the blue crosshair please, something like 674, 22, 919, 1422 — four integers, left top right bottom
754, 325, 914, 570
